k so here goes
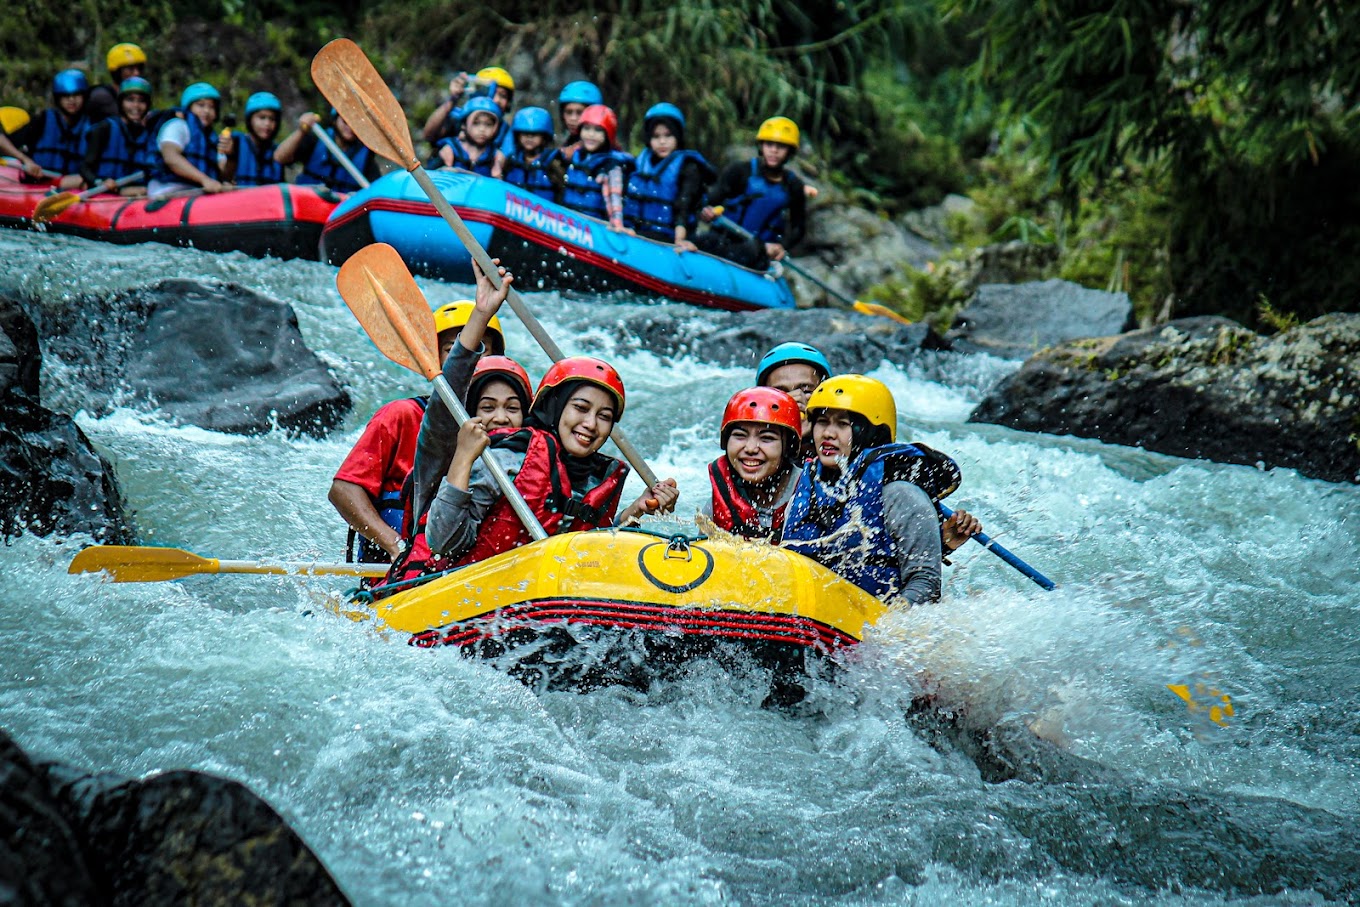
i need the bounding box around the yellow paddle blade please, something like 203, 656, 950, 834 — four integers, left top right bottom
32, 191, 80, 223
1167, 682, 1235, 727
69, 545, 220, 582
336, 243, 441, 380
852, 300, 913, 326
311, 39, 418, 170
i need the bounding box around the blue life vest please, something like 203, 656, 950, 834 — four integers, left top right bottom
624, 148, 714, 243
231, 131, 281, 186
501, 147, 561, 201
31, 108, 89, 174
91, 118, 154, 182
782, 443, 960, 599
721, 158, 792, 243
562, 148, 633, 219
431, 137, 495, 177
296, 128, 371, 193
151, 112, 219, 187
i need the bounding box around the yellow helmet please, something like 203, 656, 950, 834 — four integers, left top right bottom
106, 43, 147, 74
475, 66, 515, 92
0, 106, 30, 135
756, 116, 800, 149
432, 301, 505, 355
805, 375, 897, 442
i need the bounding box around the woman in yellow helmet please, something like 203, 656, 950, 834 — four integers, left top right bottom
780, 375, 981, 605
87, 43, 148, 122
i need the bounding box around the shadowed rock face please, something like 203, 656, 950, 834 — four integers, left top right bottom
2, 729, 351, 906
948, 279, 1135, 359
969, 314, 1360, 483
31, 279, 350, 437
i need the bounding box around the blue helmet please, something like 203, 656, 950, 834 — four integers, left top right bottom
644, 102, 685, 134
52, 69, 89, 97
180, 82, 220, 109
557, 80, 603, 107
244, 92, 281, 116
462, 96, 502, 124
511, 106, 553, 137
118, 76, 152, 99
756, 342, 832, 387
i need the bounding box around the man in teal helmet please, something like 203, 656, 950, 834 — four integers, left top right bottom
220, 91, 284, 186
0, 69, 91, 187
756, 341, 831, 450
149, 81, 227, 196
79, 76, 154, 195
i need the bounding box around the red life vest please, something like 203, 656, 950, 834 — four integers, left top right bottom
381, 426, 628, 587
707, 455, 791, 542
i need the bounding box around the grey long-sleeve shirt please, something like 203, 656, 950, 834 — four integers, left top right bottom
424, 447, 527, 558
881, 481, 944, 607
406, 340, 481, 531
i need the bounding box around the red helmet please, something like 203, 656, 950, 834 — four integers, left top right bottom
578, 104, 618, 149
470, 355, 533, 407
720, 387, 802, 448
534, 356, 626, 418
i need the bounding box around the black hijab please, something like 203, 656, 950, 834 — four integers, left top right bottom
525, 378, 614, 488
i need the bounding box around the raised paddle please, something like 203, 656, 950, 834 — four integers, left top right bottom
310, 121, 370, 189
311, 39, 661, 490
336, 242, 548, 541
33, 170, 145, 222
709, 209, 913, 326
68, 545, 387, 583
938, 503, 1055, 591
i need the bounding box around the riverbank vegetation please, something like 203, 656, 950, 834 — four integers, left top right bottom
5, 0, 1356, 329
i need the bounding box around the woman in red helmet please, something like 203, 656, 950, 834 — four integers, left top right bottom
424, 355, 678, 567
560, 104, 634, 231
702, 387, 805, 542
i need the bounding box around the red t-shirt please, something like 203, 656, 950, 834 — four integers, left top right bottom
333, 397, 426, 499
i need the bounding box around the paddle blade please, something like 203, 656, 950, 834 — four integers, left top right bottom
69, 546, 219, 583
32, 191, 79, 223
335, 243, 440, 380
311, 39, 418, 170
852, 300, 914, 326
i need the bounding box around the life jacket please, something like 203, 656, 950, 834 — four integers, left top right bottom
91, 118, 154, 183
30, 108, 89, 174
720, 158, 791, 244
296, 128, 371, 193
707, 455, 794, 542
624, 149, 713, 242
781, 443, 961, 599
387, 425, 628, 583
152, 111, 219, 186
430, 137, 495, 177
561, 147, 633, 219
232, 131, 282, 186
501, 147, 561, 201
346, 396, 428, 565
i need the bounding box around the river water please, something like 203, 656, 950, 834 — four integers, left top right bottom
2, 230, 1358, 905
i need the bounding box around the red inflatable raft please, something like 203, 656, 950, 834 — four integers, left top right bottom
0, 165, 338, 260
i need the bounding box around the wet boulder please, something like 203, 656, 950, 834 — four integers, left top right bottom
969, 314, 1360, 484
34, 279, 350, 436
948, 278, 1134, 358
0, 296, 133, 543
792, 204, 944, 308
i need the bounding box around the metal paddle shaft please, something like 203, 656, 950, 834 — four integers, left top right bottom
312, 39, 660, 489
33, 170, 145, 222
939, 503, 1055, 591
335, 243, 548, 541
67, 545, 387, 583
309, 122, 370, 189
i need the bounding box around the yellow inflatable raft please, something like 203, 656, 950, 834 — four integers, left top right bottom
360, 527, 888, 666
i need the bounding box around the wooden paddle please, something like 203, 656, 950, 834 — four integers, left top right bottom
335, 242, 548, 541
709, 208, 914, 326
68, 545, 387, 583
311, 39, 660, 488
33, 170, 145, 222
310, 121, 370, 189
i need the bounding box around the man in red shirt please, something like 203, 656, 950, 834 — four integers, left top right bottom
329, 302, 505, 563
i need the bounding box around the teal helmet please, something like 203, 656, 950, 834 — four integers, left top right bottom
118, 76, 152, 99
179, 81, 220, 109
53, 69, 89, 97
756, 342, 831, 386
244, 91, 281, 116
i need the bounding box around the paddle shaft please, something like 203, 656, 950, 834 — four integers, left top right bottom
713, 213, 857, 307
35, 170, 146, 221
1, 156, 61, 178
215, 560, 386, 577
939, 503, 1055, 591
310, 122, 370, 189
407, 166, 661, 488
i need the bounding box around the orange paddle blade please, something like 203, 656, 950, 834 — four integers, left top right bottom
69, 545, 219, 582
335, 243, 440, 380
852, 300, 913, 326
311, 39, 418, 170
32, 191, 80, 222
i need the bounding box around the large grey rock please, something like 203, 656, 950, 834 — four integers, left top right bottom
795, 205, 944, 307
969, 314, 1360, 483
34, 280, 350, 436
950, 278, 1134, 358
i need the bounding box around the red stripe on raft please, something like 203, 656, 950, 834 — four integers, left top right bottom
404, 598, 861, 651
333, 197, 771, 312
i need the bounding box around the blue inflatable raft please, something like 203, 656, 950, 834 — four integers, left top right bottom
321, 169, 796, 312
